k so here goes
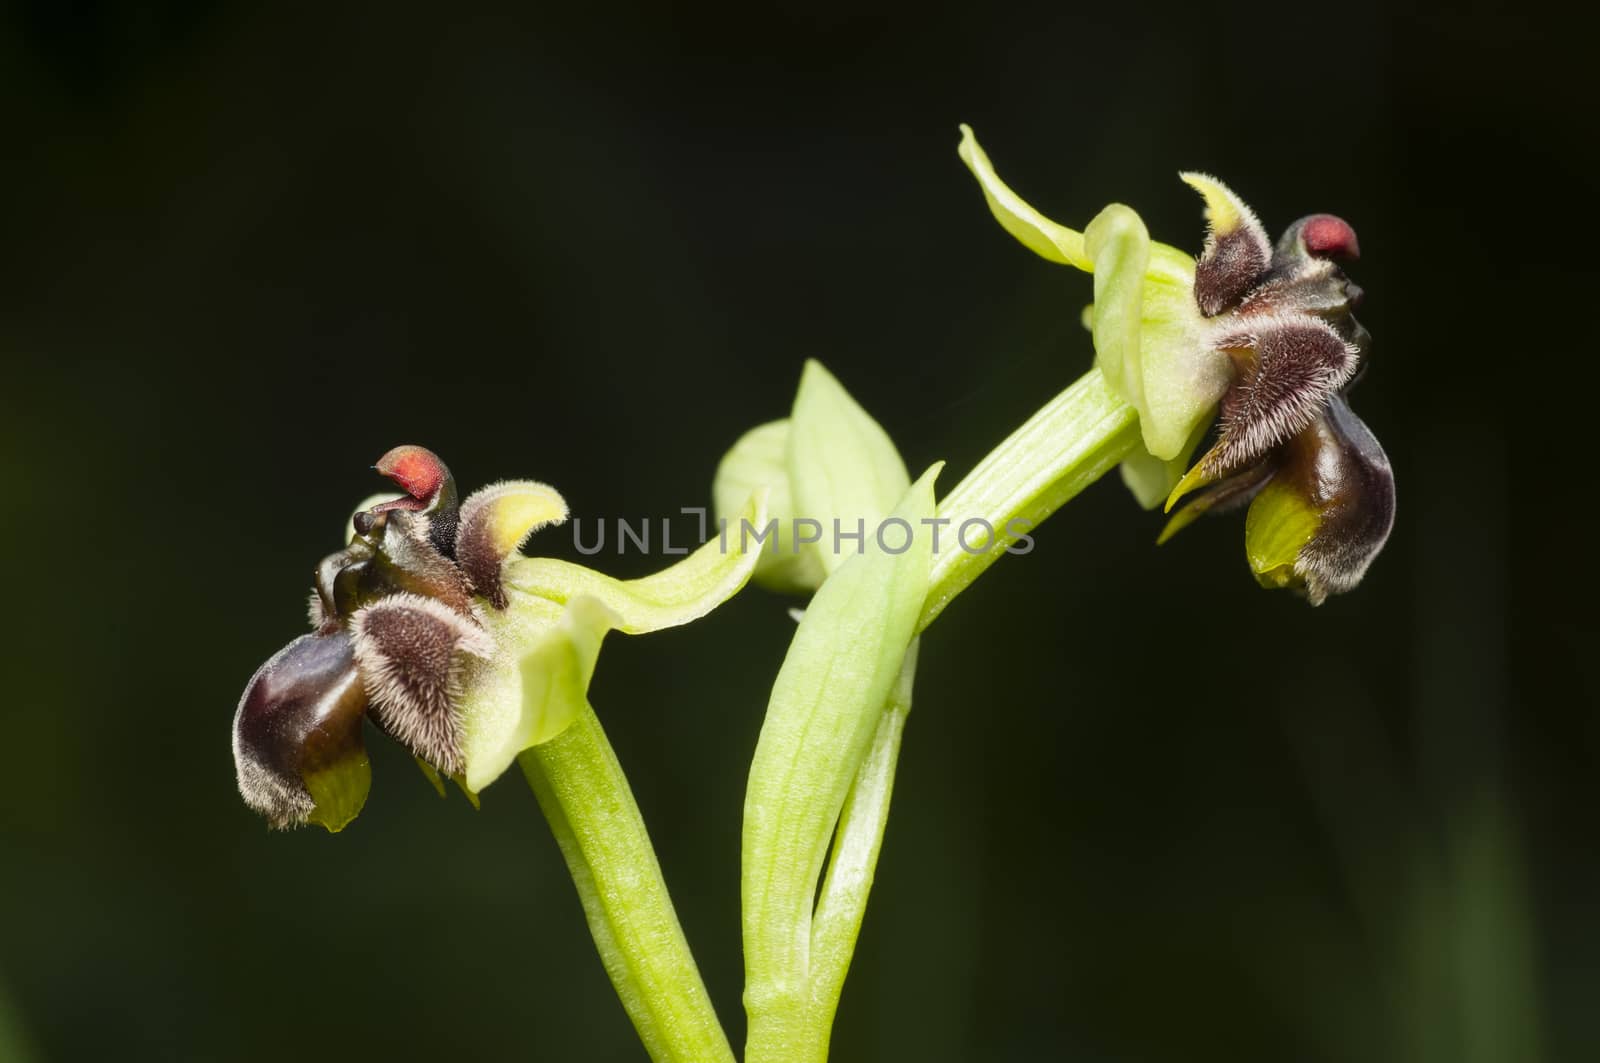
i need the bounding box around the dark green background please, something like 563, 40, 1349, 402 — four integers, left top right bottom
2, 2, 1593, 1061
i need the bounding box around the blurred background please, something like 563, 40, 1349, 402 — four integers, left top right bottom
1, 2, 1594, 1060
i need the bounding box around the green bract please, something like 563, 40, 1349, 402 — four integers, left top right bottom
742, 468, 937, 1063
958, 124, 1229, 507
714, 360, 911, 592
716, 361, 933, 1063
712, 421, 826, 594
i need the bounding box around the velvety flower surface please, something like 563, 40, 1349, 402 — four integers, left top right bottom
234, 446, 765, 829
959, 127, 1394, 603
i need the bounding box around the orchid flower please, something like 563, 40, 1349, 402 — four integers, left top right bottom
958, 126, 1394, 603
233, 444, 766, 831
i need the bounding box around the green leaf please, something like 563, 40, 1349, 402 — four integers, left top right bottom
714, 419, 827, 593
788, 360, 910, 578
742, 464, 938, 1054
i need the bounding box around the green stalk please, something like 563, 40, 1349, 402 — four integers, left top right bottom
757, 368, 1139, 1062
521, 705, 735, 1063
806, 639, 918, 1040
920, 366, 1140, 629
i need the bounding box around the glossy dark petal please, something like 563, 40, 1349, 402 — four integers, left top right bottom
233, 631, 371, 830
1256, 395, 1396, 605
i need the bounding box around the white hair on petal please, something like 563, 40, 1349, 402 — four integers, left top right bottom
350, 593, 493, 774
232, 667, 314, 830
1204, 313, 1360, 474
234, 750, 314, 830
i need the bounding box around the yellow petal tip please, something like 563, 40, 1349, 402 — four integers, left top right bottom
1179, 171, 1248, 235
465, 481, 569, 559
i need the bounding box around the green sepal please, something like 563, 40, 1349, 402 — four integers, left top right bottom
959, 124, 1231, 470
1120, 414, 1214, 510
957, 123, 1091, 269
457, 491, 770, 793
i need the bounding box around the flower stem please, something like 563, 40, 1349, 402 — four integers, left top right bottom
750, 368, 1140, 1060
805, 638, 919, 1048
521, 705, 735, 1063
920, 366, 1140, 629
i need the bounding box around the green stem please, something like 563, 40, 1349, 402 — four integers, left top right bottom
751, 368, 1139, 1061
920, 366, 1140, 629
521, 704, 735, 1063
805, 639, 918, 1045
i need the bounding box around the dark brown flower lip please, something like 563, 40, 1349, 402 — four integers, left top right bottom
233, 630, 370, 829
1276, 394, 1396, 598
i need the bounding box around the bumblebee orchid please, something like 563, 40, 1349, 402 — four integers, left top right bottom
958, 126, 1394, 603
233, 445, 765, 831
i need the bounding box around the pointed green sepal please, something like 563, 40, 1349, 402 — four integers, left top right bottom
957, 124, 1091, 270
959, 126, 1229, 474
